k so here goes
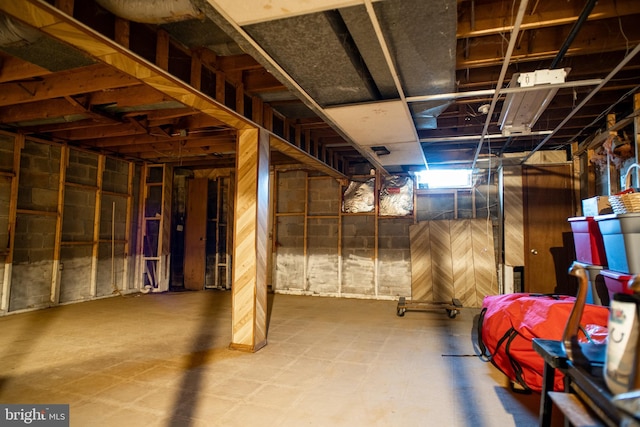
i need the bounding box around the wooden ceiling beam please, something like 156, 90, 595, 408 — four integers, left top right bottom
243, 69, 287, 93
0, 53, 51, 83
0, 63, 139, 107
457, 0, 640, 39
457, 16, 640, 69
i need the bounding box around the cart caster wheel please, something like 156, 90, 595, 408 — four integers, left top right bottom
446, 309, 458, 319
397, 308, 406, 317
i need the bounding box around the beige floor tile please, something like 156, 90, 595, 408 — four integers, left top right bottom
0, 291, 557, 427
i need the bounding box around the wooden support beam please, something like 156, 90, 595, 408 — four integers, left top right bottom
230, 127, 269, 352
156, 29, 170, 71
50, 145, 67, 305
90, 155, 104, 297
0, 64, 139, 107
114, 17, 130, 48
1, 134, 22, 311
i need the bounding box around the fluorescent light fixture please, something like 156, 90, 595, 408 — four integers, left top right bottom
498, 68, 568, 136
415, 169, 473, 189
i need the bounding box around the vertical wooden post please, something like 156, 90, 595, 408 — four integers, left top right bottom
230, 128, 270, 352
50, 145, 67, 305
1, 134, 23, 311
156, 29, 170, 71
90, 155, 105, 297
122, 161, 134, 291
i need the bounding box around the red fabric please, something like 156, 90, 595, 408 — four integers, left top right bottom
480, 293, 609, 392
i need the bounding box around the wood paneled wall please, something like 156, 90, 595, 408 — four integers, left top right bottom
410, 219, 498, 308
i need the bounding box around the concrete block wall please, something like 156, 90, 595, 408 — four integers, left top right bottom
306, 217, 339, 294
277, 170, 306, 213
11, 216, 57, 310
1, 135, 142, 314
11, 140, 60, 311
66, 149, 98, 186
62, 188, 96, 242
341, 215, 375, 296
96, 242, 125, 296
18, 141, 61, 213
273, 172, 413, 299
59, 245, 93, 303
274, 215, 305, 290
103, 158, 129, 194
308, 177, 341, 215
377, 218, 412, 297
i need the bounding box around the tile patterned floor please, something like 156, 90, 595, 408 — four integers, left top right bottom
0, 291, 557, 426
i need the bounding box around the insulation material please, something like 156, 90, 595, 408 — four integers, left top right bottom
342, 178, 375, 213
380, 175, 413, 216
96, 0, 202, 24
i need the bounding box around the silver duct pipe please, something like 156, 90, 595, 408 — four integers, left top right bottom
96, 0, 203, 24
0, 13, 41, 47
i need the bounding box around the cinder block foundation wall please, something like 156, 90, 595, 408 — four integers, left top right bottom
272, 170, 498, 301
0, 131, 141, 315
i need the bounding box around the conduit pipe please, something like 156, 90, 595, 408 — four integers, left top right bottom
521, 43, 640, 163
471, 0, 529, 170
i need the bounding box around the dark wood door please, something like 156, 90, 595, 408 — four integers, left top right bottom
184, 178, 208, 290
523, 164, 576, 294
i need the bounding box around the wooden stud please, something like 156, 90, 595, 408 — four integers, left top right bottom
303, 172, 309, 291
122, 161, 134, 292
236, 83, 244, 115
114, 17, 130, 49
216, 71, 226, 104
50, 145, 67, 305
190, 50, 202, 91
0, 134, 22, 311
90, 155, 105, 297
156, 29, 169, 71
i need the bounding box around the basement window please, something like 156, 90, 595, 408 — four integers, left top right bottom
415, 169, 473, 189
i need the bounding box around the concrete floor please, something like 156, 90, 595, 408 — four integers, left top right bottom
0, 290, 559, 426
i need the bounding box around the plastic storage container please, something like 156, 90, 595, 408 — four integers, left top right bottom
600, 269, 634, 303
568, 216, 607, 266
595, 213, 640, 274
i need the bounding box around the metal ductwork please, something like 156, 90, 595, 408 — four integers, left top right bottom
0, 12, 94, 71
0, 13, 41, 47
96, 0, 203, 24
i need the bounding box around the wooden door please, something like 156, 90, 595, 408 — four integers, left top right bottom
523, 164, 575, 294
184, 178, 208, 290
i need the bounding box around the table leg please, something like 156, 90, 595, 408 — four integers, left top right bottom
539, 361, 555, 427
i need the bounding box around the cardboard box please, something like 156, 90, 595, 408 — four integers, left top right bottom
582, 196, 612, 217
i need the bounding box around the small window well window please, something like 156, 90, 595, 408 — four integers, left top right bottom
415, 169, 473, 189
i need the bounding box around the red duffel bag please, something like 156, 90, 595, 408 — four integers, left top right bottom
478, 293, 609, 393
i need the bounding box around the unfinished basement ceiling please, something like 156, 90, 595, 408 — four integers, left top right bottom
0, 0, 639, 174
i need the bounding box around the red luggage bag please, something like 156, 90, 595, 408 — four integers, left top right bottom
478, 293, 609, 393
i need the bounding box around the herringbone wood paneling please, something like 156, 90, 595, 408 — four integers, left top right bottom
430, 221, 454, 302
409, 222, 431, 301
504, 167, 524, 266
451, 220, 476, 307
410, 220, 498, 308
471, 219, 499, 306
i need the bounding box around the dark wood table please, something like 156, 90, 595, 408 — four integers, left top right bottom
532, 338, 623, 427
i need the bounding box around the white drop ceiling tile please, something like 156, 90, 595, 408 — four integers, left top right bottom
324, 101, 417, 146
209, 0, 364, 26
372, 142, 425, 166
